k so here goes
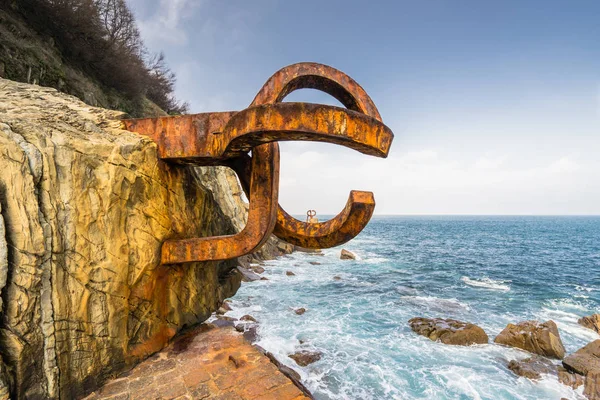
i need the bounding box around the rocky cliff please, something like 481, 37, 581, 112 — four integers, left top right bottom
0, 78, 276, 399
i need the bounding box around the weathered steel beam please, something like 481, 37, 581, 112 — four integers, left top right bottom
160, 143, 279, 264
122, 103, 392, 163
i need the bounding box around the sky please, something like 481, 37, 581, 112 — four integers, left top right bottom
128, 0, 600, 215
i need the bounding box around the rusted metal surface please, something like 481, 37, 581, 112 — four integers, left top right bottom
122, 62, 394, 263
161, 143, 279, 264
121, 103, 391, 162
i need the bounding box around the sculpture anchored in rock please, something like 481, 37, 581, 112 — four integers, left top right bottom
123, 62, 394, 264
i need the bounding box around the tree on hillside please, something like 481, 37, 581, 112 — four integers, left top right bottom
2, 0, 188, 115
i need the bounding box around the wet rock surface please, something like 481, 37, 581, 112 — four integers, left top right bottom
494, 320, 566, 359
340, 249, 357, 260
289, 351, 323, 367
408, 318, 489, 346
84, 324, 311, 400
580, 314, 600, 335
563, 340, 600, 376
507, 356, 557, 380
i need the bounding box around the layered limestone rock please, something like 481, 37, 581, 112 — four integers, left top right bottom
0, 78, 275, 399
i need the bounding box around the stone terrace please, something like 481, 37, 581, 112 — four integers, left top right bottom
83, 324, 311, 400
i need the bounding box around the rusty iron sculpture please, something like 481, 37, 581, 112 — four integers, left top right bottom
123, 62, 394, 264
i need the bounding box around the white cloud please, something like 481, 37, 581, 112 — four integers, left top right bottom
277, 144, 600, 215
132, 0, 202, 47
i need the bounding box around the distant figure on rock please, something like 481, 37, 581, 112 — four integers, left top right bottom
306, 209, 318, 224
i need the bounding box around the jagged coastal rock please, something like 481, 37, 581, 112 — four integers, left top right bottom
579, 314, 600, 334
408, 318, 489, 346
507, 356, 556, 380
0, 78, 285, 399
340, 249, 356, 260
563, 340, 600, 376
494, 320, 566, 359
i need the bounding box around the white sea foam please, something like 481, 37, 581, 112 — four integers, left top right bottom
461, 276, 511, 292
399, 295, 472, 312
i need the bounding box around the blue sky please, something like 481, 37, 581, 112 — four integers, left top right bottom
128, 0, 600, 215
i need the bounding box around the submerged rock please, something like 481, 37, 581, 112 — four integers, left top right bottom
238, 266, 262, 282
563, 340, 600, 375
557, 366, 585, 390
289, 351, 322, 367
295, 308, 306, 315
286, 271, 296, 276
309, 261, 321, 265
240, 315, 257, 322
340, 249, 357, 260
507, 356, 556, 380
408, 318, 489, 346
579, 314, 600, 334
494, 320, 566, 359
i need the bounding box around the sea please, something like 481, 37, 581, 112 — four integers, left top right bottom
227, 216, 600, 399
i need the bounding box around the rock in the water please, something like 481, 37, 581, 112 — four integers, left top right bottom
286, 270, 296, 276
295, 308, 306, 315
507, 356, 557, 380
294, 246, 323, 255
408, 318, 489, 346
289, 351, 322, 367
251, 265, 266, 274
494, 320, 566, 359
585, 370, 600, 400
216, 302, 233, 315
340, 249, 356, 260
563, 339, 600, 376
557, 366, 585, 390
333, 276, 342, 281
238, 266, 262, 282
579, 314, 600, 334
242, 326, 259, 343
240, 315, 257, 322
309, 261, 321, 266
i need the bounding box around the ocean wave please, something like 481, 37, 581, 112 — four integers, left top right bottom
575, 285, 598, 292
399, 295, 472, 312
461, 276, 511, 292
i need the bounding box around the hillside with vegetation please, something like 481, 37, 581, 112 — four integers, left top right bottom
0, 0, 188, 117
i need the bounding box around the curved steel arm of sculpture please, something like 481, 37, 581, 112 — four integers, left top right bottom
248, 63, 387, 248
160, 143, 279, 264
251, 62, 382, 122
121, 103, 392, 162
221, 103, 392, 158
230, 153, 375, 248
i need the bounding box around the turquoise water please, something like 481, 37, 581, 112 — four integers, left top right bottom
229, 216, 600, 399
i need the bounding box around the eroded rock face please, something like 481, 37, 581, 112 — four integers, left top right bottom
579, 315, 600, 335
0, 79, 256, 399
494, 320, 566, 359
408, 318, 489, 346
563, 340, 600, 376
